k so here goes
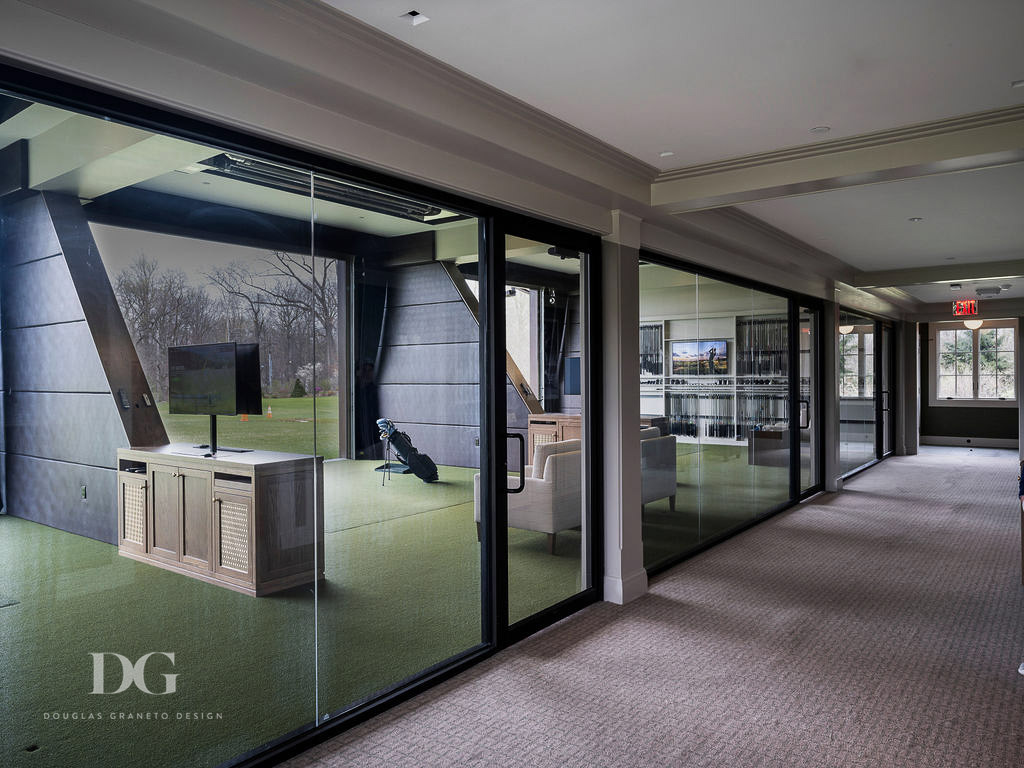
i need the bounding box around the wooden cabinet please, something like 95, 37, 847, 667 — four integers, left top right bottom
117, 446, 324, 596
527, 413, 581, 459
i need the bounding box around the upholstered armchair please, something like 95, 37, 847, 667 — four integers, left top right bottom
474, 439, 581, 554
641, 427, 677, 513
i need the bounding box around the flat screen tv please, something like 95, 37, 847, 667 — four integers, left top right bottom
671, 340, 729, 376
168, 342, 262, 416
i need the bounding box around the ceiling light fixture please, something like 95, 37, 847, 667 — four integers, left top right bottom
908, 217, 923, 222
1001, 284, 1013, 290
401, 10, 430, 26
950, 283, 961, 291
1012, 79, 1024, 89
838, 325, 854, 335
809, 126, 831, 136
963, 319, 984, 330
658, 151, 675, 158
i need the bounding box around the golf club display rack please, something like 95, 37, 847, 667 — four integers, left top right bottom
639, 314, 790, 445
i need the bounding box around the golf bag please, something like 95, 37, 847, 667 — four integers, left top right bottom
376, 418, 438, 483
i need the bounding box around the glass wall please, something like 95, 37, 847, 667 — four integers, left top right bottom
0, 93, 486, 766
639, 261, 804, 570
502, 236, 589, 625
838, 310, 877, 475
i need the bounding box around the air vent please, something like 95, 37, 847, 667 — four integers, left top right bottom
976, 286, 1002, 297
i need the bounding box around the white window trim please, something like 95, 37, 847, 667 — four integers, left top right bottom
927, 318, 1018, 408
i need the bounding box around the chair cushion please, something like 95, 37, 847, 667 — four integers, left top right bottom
532, 439, 581, 479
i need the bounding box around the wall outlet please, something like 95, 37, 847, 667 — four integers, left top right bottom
80, 485, 87, 501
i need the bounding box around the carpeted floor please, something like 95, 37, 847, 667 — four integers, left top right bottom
282, 446, 1024, 768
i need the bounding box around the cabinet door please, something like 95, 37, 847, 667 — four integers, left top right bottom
213, 491, 253, 582
118, 473, 148, 554
180, 468, 213, 570
149, 464, 180, 562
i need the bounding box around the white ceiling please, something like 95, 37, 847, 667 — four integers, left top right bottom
738, 163, 1024, 272
327, 0, 1024, 302
330, 0, 1024, 170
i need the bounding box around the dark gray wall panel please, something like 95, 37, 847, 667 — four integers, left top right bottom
387, 262, 464, 308
388, 423, 481, 470
2, 255, 85, 328
386, 302, 478, 346
3, 321, 110, 392
2, 194, 59, 267
43, 193, 167, 447
378, 341, 479, 385
4, 392, 128, 466
378, 383, 479, 427
3, 453, 117, 543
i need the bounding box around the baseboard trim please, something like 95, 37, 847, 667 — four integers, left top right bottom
603, 568, 648, 605
920, 435, 1018, 449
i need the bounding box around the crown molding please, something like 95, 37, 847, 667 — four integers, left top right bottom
655, 104, 1024, 183
260, 0, 659, 183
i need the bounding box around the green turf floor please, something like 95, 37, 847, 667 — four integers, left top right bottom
641, 443, 792, 570
0, 459, 582, 768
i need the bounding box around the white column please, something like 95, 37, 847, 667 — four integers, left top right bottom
601, 211, 647, 604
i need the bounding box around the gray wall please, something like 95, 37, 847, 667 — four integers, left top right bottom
375, 261, 531, 470
0, 192, 166, 542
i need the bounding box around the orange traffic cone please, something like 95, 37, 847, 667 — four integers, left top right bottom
266, 406, 273, 419
240, 413, 249, 422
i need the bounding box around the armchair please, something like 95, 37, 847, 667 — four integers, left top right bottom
474, 439, 581, 554
641, 427, 677, 514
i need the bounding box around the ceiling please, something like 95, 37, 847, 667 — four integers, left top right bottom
329, 0, 1024, 309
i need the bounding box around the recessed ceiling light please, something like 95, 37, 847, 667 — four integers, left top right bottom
950, 284, 961, 291
401, 10, 429, 26
809, 126, 831, 136
908, 217, 924, 222
1012, 79, 1024, 89
658, 151, 675, 158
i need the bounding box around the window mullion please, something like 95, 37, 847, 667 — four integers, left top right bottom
972, 329, 980, 399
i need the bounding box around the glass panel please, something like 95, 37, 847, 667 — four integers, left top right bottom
505, 236, 588, 624
839, 312, 877, 475
997, 327, 1014, 348
1, 96, 317, 766
639, 263, 698, 567
978, 376, 997, 398
937, 375, 956, 398
749, 289, 790, 512
638, 264, 794, 568
799, 307, 818, 492
956, 376, 974, 398
312, 179, 483, 713
698, 275, 754, 539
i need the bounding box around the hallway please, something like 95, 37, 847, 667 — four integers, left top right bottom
284, 447, 1024, 768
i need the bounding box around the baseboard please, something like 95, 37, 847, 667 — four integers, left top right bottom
920, 435, 1018, 449
603, 567, 648, 605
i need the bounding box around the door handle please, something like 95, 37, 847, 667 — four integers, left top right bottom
799, 400, 810, 429
507, 432, 526, 494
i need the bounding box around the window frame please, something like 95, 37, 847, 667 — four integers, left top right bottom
928, 318, 1018, 408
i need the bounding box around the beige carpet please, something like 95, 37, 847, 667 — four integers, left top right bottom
282, 446, 1024, 768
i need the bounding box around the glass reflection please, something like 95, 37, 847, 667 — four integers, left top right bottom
838, 310, 877, 474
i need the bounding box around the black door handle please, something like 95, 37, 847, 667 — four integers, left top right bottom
507, 432, 526, 494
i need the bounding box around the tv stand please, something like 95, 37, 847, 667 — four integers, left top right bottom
116, 444, 324, 596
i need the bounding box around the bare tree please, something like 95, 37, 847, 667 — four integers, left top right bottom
114, 256, 217, 399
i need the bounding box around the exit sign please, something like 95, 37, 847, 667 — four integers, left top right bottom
952, 299, 978, 316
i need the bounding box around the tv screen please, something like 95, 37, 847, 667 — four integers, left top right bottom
168, 343, 262, 416
671, 340, 729, 376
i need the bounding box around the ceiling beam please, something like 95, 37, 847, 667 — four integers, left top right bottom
854, 258, 1024, 289
651, 105, 1024, 214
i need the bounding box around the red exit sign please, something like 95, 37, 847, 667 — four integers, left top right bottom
952, 299, 978, 316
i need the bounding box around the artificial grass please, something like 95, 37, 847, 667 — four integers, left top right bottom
642, 443, 791, 569
0, 458, 581, 768
157, 397, 340, 459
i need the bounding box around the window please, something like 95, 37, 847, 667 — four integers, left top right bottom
839, 327, 873, 397
930, 320, 1017, 406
